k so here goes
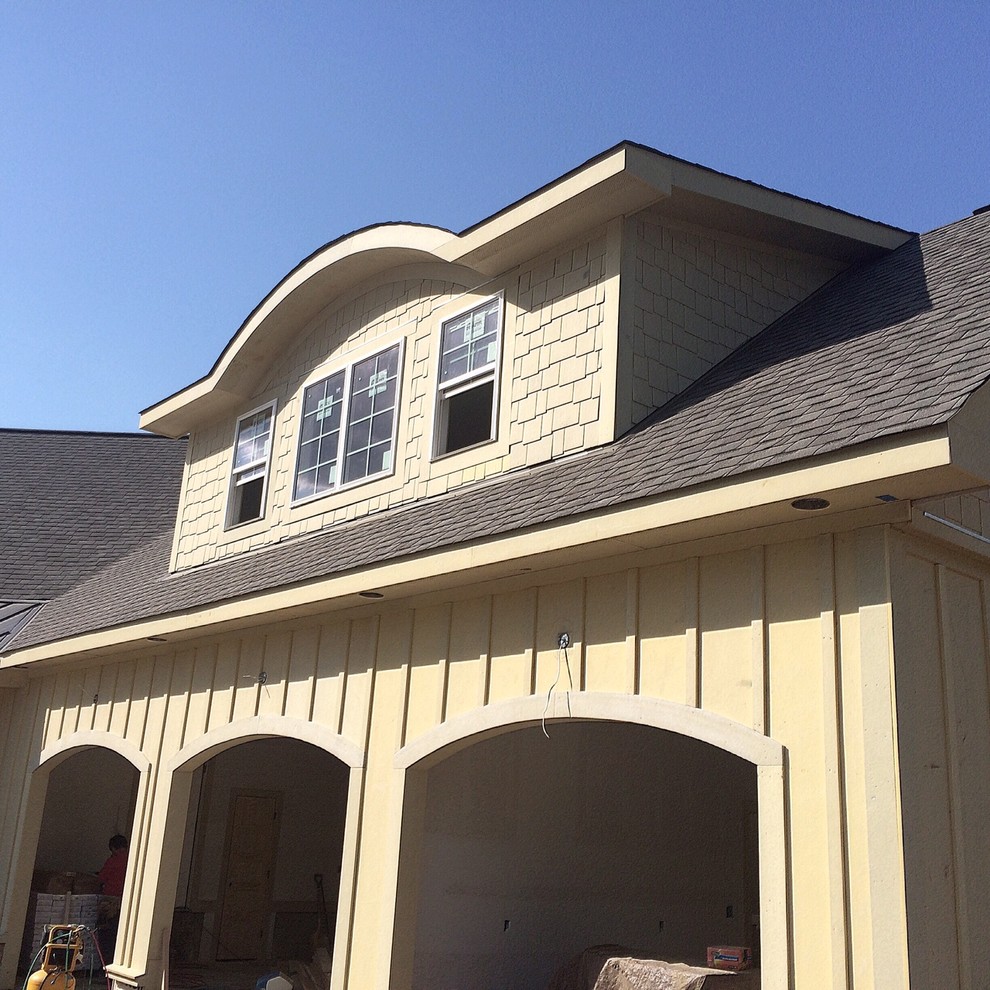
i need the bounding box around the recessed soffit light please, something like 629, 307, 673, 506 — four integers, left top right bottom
791, 497, 830, 511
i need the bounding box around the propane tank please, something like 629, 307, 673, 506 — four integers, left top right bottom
26, 925, 84, 990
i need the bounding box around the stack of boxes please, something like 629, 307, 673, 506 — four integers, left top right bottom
21, 893, 101, 971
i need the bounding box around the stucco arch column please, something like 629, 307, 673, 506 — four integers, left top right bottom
0, 733, 151, 990
106, 717, 365, 990
0, 761, 52, 990
386, 693, 790, 990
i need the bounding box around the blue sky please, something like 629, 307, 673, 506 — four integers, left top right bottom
2, 2, 988, 432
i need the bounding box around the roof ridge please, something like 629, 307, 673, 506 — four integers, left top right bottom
0, 427, 185, 440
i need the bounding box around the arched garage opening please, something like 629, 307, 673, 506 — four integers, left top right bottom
405, 721, 759, 988
391, 696, 787, 989
18, 745, 140, 978
167, 737, 350, 983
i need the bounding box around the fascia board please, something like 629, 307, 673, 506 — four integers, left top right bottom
140, 226, 454, 437
0, 430, 957, 670
659, 152, 910, 251
140, 143, 910, 438
441, 146, 671, 274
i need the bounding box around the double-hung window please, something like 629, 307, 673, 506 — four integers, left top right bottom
227, 402, 275, 527
434, 295, 502, 457
294, 342, 402, 501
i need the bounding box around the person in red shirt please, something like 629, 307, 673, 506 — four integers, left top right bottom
97, 835, 128, 965
97, 835, 128, 897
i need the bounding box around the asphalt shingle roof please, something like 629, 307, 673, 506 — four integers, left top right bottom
0, 430, 187, 602
6, 208, 990, 653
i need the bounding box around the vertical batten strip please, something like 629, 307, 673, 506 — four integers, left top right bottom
860, 529, 910, 985
63, 669, 83, 736
182, 645, 218, 749
335, 620, 352, 737
933, 563, 966, 987
170, 650, 196, 755
750, 545, 767, 734
258, 629, 292, 716
577, 577, 588, 692
109, 659, 137, 740
686, 557, 701, 708
438, 605, 452, 725
817, 534, 852, 989
627, 568, 640, 695
529, 581, 541, 697
439, 615, 452, 724
125, 655, 155, 753
94, 662, 119, 732
482, 595, 495, 706
306, 622, 324, 724
79, 665, 102, 733
45, 671, 70, 748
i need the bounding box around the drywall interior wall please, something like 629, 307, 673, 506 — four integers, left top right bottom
175, 738, 349, 961
34, 749, 138, 876
411, 721, 757, 990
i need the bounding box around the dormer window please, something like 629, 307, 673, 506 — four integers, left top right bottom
434, 295, 503, 457
226, 402, 275, 527
293, 342, 402, 502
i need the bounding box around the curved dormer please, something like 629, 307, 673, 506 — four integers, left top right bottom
141, 224, 460, 439
144, 143, 908, 572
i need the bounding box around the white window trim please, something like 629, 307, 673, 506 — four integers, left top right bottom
432, 292, 504, 461
291, 338, 405, 507
224, 400, 277, 530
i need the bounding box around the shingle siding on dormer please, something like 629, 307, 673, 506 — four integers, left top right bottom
170, 227, 615, 571
623, 208, 844, 428
169, 210, 856, 573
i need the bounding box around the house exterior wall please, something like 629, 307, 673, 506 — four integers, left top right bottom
622, 209, 844, 429
889, 528, 990, 989
171, 227, 613, 571
0, 522, 914, 989
169, 213, 845, 574
914, 487, 990, 542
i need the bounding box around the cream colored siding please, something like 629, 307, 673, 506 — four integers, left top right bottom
0, 523, 920, 989
508, 232, 608, 464
169, 215, 845, 573
626, 209, 844, 426
171, 230, 611, 572
890, 530, 990, 989
913, 488, 990, 549
0, 685, 28, 910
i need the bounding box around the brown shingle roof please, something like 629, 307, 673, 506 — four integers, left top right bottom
7, 208, 990, 653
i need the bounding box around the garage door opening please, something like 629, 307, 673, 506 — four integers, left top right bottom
409, 721, 759, 989
19, 748, 138, 979
169, 738, 349, 985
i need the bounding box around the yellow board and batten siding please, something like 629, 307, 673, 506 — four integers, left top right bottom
0, 524, 931, 989
889, 529, 990, 990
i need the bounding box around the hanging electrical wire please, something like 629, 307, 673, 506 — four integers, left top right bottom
542, 632, 573, 738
